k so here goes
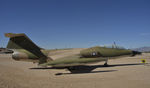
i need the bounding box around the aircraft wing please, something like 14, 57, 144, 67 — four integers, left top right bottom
40, 55, 106, 67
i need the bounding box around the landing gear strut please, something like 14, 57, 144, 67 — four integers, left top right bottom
104, 58, 109, 67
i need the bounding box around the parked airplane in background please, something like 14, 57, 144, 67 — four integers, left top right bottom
5, 33, 141, 73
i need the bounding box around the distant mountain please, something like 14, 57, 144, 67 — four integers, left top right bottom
132, 47, 150, 52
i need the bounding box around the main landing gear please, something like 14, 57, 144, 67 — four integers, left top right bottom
104, 58, 109, 67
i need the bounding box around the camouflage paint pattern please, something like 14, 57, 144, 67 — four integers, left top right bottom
5, 33, 140, 68
80, 46, 133, 57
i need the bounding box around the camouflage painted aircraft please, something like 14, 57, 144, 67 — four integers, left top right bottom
5, 33, 141, 73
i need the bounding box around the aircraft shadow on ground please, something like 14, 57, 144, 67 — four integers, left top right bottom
30, 63, 146, 75
55, 70, 117, 76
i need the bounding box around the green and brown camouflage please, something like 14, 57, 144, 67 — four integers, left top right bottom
80, 46, 133, 58
5, 33, 141, 71
5, 33, 52, 64
41, 46, 134, 67
11, 49, 50, 62
41, 55, 107, 67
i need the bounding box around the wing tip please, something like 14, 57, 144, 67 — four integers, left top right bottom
5, 33, 25, 38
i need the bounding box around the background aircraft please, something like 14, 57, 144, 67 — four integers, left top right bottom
5, 33, 141, 73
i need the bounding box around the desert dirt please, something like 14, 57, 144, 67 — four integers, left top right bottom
0, 52, 150, 88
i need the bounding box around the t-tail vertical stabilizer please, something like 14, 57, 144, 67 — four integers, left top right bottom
5, 33, 52, 64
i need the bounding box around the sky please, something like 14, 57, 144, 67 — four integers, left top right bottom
0, 0, 150, 49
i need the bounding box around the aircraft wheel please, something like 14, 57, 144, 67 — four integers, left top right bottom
104, 63, 109, 67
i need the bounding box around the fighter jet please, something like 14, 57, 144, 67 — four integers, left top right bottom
5, 33, 141, 73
